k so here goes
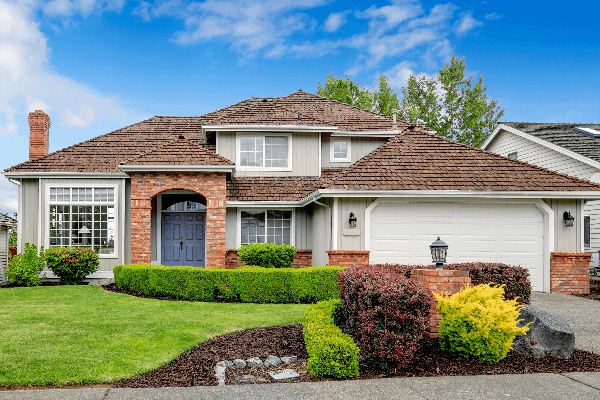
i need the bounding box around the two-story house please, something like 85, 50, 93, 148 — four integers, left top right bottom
4, 91, 600, 293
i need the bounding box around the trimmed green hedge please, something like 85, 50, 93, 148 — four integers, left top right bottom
113, 264, 344, 303
303, 299, 359, 379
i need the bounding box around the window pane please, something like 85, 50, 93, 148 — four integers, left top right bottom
585, 216, 591, 248
240, 137, 264, 167
241, 211, 266, 244
333, 141, 348, 159
266, 210, 291, 244
265, 136, 288, 168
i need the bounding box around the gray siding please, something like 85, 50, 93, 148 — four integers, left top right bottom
0, 226, 7, 283
336, 197, 377, 251
310, 199, 332, 266
20, 178, 39, 252
486, 130, 599, 180
217, 131, 321, 177
543, 199, 583, 252
225, 208, 237, 249
321, 134, 388, 168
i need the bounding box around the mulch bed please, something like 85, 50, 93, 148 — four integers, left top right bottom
114, 324, 600, 388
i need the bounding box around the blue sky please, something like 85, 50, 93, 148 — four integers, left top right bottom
1, 0, 599, 214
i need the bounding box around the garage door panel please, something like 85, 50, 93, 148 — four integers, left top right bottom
370, 201, 545, 291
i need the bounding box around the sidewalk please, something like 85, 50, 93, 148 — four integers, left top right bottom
1, 372, 599, 400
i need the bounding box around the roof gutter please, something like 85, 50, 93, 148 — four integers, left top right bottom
119, 165, 235, 172
330, 130, 400, 138
3, 171, 131, 179
202, 125, 338, 133
300, 189, 600, 205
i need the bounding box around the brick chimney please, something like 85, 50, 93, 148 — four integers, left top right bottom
28, 110, 51, 161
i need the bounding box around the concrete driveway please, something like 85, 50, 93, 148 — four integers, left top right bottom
531, 291, 600, 354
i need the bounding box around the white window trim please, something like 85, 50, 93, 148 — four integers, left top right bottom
236, 208, 295, 248
236, 132, 293, 172
44, 183, 120, 259
330, 138, 351, 162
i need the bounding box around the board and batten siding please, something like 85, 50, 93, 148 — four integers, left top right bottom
335, 197, 377, 251
309, 199, 332, 267
486, 130, 600, 180
20, 178, 40, 252
0, 225, 8, 284
37, 178, 126, 272
321, 134, 388, 168
217, 131, 321, 177
543, 199, 583, 253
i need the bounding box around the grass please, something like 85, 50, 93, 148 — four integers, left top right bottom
0, 285, 308, 386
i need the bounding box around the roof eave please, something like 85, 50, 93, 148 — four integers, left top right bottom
2, 171, 130, 179
202, 124, 338, 132
331, 130, 400, 137
119, 165, 235, 172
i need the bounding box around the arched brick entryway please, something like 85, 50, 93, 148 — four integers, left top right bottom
129, 171, 227, 268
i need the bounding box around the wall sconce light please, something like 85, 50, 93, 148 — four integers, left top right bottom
563, 211, 574, 227
430, 237, 448, 270
349, 212, 357, 228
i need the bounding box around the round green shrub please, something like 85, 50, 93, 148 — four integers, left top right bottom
6, 243, 46, 287
45, 247, 99, 285
237, 243, 296, 268
435, 283, 529, 362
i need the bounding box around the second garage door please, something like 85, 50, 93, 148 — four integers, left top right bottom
369, 200, 545, 291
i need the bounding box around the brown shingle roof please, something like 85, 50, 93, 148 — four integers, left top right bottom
323, 127, 600, 192
227, 169, 342, 201
206, 100, 331, 126
123, 138, 233, 166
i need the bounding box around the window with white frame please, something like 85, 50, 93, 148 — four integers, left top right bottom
240, 210, 292, 245
584, 216, 591, 248
239, 135, 290, 169
48, 187, 116, 255
331, 138, 351, 162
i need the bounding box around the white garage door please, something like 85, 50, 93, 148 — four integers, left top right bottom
369, 200, 545, 291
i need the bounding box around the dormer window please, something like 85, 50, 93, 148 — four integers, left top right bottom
237, 133, 291, 171
331, 138, 351, 162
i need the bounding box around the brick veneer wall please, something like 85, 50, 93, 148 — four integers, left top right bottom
550, 252, 590, 295
28, 110, 50, 161
130, 172, 227, 268
326, 250, 370, 268
225, 249, 312, 268
410, 269, 471, 339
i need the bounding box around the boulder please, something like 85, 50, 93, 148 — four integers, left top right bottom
264, 355, 281, 368
246, 357, 264, 368
281, 356, 297, 365
512, 305, 574, 359
233, 359, 247, 368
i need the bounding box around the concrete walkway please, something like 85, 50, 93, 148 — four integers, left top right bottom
531, 292, 600, 354
1, 373, 599, 400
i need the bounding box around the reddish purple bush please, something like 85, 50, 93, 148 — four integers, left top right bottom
337, 265, 434, 369
369, 262, 531, 304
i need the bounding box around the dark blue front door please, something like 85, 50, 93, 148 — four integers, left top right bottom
161, 212, 205, 268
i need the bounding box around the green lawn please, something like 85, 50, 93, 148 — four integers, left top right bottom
0, 286, 308, 386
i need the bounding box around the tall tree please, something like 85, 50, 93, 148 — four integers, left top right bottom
317, 73, 400, 116
399, 55, 505, 148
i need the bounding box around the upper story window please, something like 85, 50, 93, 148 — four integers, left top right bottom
331, 138, 351, 162
47, 186, 117, 257
237, 134, 291, 171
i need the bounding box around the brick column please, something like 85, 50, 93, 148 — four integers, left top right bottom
130, 198, 152, 264
551, 252, 591, 295
410, 269, 471, 339
326, 250, 369, 268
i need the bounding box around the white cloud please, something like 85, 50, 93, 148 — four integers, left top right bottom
60, 106, 96, 128
43, 0, 126, 17
484, 12, 502, 20
323, 10, 349, 33
0, 176, 18, 215
453, 11, 483, 37
384, 60, 436, 89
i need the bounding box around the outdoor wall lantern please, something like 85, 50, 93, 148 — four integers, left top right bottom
430, 237, 448, 270
349, 212, 357, 228
563, 211, 575, 227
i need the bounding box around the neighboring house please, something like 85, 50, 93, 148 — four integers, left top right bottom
0, 214, 17, 285
482, 123, 600, 267
3, 91, 600, 293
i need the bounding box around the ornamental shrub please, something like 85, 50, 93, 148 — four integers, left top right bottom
303, 299, 359, 379
435, 283, 529, 362
114, 264, 343, 303
45, 247, 99, 285
237, 243, 296, 268
338, 265, 434, 369
6, 243, 46, 286
369, 262, 531, 304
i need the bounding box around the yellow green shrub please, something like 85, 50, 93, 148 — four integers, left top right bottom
435, 284, 529, 362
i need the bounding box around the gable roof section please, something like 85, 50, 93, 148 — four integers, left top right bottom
122, 138, 233, 166
321, 127, 600, 192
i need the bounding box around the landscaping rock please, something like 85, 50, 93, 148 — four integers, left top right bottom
512, 305, 575, 359
246, 357, 264, 368
281, 356, 297, 365
243, 375, 255, 380
268, 369, 300, 381
215, 360, 233, 369
264, 355, 281, 368
257, 378, 268, 383
233, 359, 247, 368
